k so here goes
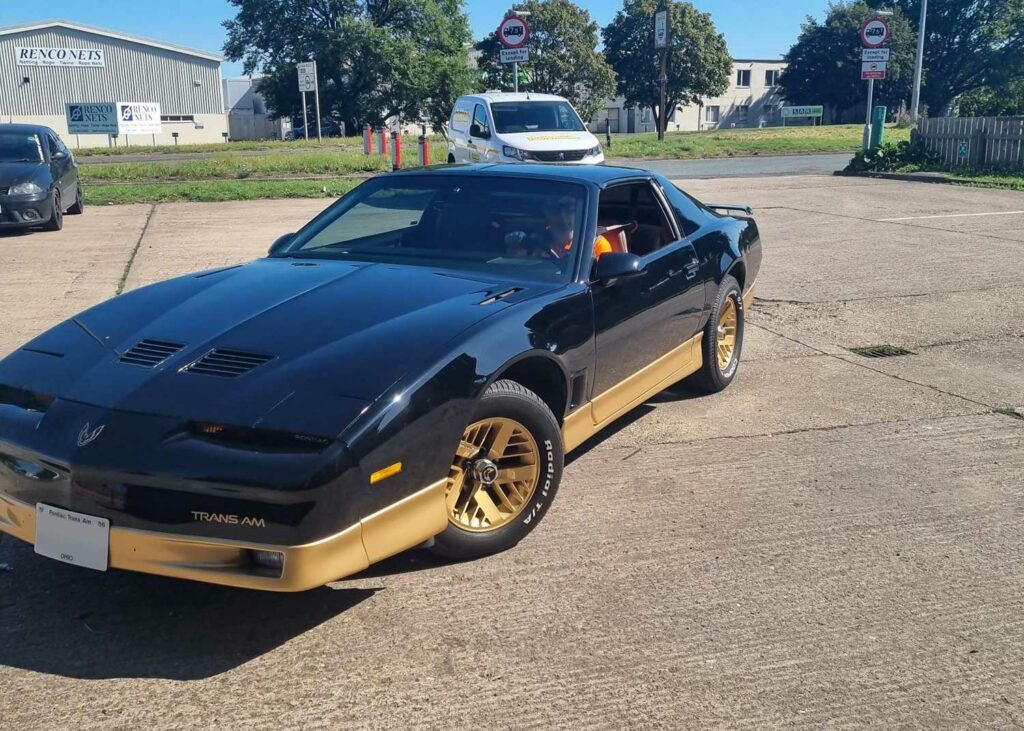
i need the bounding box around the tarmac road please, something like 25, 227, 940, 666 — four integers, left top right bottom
0, 175, 1022, 730
616, 152, 852, 178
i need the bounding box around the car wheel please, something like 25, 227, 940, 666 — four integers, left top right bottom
689, 274, 744, 393
431, 379, 563, 560
43, 191, 63, 231
448, 154, 456, 164
67, 184, 84, 214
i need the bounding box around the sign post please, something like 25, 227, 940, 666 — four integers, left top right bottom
859, 17, 891, 150
654, 2, 670, 141
498, 15, 530, 93
297, 61, 318, 141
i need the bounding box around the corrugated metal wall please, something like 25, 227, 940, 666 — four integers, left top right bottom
0, 25, 223, 117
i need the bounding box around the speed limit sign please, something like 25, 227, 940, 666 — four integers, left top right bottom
498, 15, 530, 49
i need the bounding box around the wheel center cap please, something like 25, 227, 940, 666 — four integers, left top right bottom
471, 459, 499, 485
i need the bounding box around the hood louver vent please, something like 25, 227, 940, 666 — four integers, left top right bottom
120, 339, 185, 368
182, 349, 274, 378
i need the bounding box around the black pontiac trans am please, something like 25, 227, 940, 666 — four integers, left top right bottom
0, 164, 761, 591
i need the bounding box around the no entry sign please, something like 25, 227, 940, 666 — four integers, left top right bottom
498, 15, 529, 49
860, 18, 891, 47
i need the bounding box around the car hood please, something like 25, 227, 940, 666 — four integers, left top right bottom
0, 161, 45, 186
2, 258, 555, 437
498, 130, 599, 151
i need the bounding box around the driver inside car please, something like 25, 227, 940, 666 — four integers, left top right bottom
505, 197, 621, 261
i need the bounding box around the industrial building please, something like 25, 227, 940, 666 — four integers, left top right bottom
592, 59, 788, 134
0, 19, 227, 146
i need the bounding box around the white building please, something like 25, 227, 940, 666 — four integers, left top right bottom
592, 59, 788, 134
223, 75, 291, 141
0, 19, 228, 146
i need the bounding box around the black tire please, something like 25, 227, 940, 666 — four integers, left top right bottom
67, 184, 84, 214
43, 191, 63, 231
689, 274, 744, 393
431, 379, 564, 560
447, 154, 456, 164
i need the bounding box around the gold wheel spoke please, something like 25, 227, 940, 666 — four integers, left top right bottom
471, 488, 504, 526
446, 467, 467, 514
487, 420, 515, 460
456, 439, 480, 460
495, 464, 537, 485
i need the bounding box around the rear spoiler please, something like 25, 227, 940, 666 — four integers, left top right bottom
706, 203, 753, 216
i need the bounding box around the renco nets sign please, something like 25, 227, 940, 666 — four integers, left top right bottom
66, 103, 118, 135
117, 102, 162, 135
16, 47, 105, 67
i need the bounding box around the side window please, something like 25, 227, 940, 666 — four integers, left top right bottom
597, 182, 678, 259
47, 135, 62, 157
472, 104, 490, 138
658, 182, 705, 238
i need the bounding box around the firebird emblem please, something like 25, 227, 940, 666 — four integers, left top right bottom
77, 422, 105, 447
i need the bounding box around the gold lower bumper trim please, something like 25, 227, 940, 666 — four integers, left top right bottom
0, 479, 449, 592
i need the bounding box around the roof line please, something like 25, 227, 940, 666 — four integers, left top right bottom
0, 19, 222, 62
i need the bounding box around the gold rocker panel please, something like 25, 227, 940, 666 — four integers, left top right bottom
563, 331, 703, 453
563, 283, 755, 453
0, 479, 448, 592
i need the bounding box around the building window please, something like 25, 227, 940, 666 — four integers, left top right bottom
161, 115, 195, 123
705, 105, 720, 124
640, 107, 652, 123
765, 69, 781, 87
735, 105, 750, 125
736, 69, 751, 88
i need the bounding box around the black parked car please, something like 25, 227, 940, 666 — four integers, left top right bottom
0, 164, 761, 591
287, 119, 344, 140
0, 124, 83, 232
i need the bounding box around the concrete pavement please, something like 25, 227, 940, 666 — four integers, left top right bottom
1, 176, 1022, 730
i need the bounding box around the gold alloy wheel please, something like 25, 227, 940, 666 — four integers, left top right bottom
446, 417, 541, 533
717, 297, 739, 370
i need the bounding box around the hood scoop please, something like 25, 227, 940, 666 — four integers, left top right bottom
181, 348, 274, 378
120, 339, 185, 368
478, 287, 522, 306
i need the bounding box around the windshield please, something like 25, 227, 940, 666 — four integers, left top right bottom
491, 101, 586, 134
0, 132, 43, 163
278, 175, 588, 283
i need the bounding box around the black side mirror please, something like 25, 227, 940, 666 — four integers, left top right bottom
592, 252, 644, 283
51, 150, 67, 161
470, 124, 489, 139
268, 232, 295, 256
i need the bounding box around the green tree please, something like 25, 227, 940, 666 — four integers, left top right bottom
602, 0, 731, 136
873, 0, 1024, 115
223, 0, 475, 134
780, 2, 915, 123
958, 79, 1024, 116
475, 1, 617, 123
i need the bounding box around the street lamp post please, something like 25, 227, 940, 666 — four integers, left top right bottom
910, 0, 928, 123
654, 0, 670, 141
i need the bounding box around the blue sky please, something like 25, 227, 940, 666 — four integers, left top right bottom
0, 0, 829, 77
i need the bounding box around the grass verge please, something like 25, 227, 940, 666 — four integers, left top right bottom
606, 124, 911, 159
83, 179, 362, 205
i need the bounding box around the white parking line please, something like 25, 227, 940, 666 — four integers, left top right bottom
879, 210, 1024, 222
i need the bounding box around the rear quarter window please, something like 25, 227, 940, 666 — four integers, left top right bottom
451, 103, 472, 133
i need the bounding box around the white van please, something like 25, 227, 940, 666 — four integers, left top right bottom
447, 93, 605, 165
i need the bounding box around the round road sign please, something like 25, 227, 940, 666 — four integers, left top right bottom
860, 17, 891, 47
498, 15, 530, 49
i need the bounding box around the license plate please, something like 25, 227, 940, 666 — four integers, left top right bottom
34, 503, 110, 571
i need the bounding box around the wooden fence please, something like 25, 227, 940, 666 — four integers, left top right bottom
913, 117, 1024, 169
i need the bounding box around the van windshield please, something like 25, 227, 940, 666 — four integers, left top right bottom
491, 101, 586, 134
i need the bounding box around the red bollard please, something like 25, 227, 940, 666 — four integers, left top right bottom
391, 131, 401, 171
377, 128, 388, 156
418, 125, 430, 166
363, 126, 373, 155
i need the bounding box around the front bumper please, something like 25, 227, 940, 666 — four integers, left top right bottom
0, 478, 448, 591
0, 193, 53, 228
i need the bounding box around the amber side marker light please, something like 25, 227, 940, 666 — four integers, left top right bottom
370, 462, 403, 485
